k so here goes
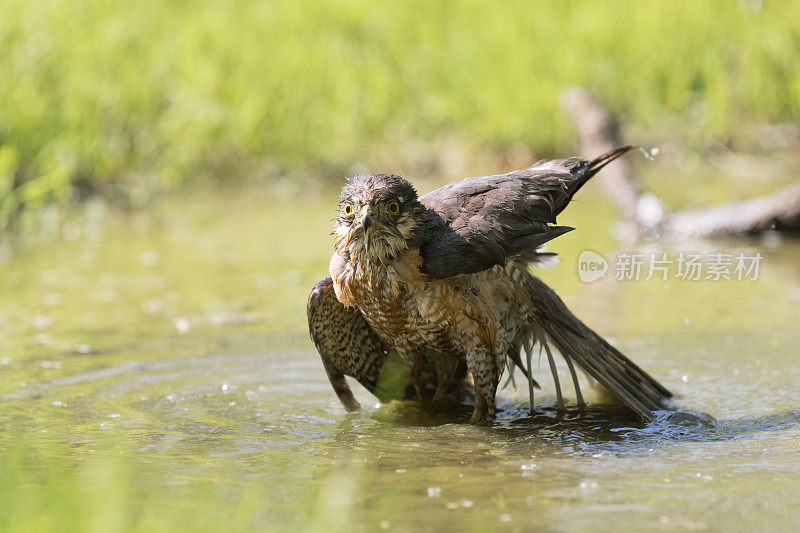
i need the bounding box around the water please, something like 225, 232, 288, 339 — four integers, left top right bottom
2, 186, 800, 531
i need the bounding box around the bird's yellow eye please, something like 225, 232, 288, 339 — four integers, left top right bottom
387, 201, 400, 215
343, 203, 353, 216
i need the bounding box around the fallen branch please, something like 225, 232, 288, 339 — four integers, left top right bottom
560, 88, 800, 240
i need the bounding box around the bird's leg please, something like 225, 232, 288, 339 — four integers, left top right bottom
465, 346, 500, 424
470, 393, 489, 424
431, 354, 458, 404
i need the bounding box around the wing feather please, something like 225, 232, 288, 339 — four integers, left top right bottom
416, 147, 632, 279
307, 277, 404, 410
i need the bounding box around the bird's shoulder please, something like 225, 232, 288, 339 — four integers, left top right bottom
411, 162, 578, 279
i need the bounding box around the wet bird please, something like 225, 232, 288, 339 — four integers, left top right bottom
307, 146, 672, 423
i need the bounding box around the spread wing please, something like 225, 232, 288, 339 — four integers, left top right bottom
307, 277, 406, 410
417, 146, 633, 279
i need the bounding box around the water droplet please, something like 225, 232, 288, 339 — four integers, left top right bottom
638, 146, 660, 161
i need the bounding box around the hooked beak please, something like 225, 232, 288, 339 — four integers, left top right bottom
357, 205, 373, 231
353, 205, 373, 251
360, 213, 372, 230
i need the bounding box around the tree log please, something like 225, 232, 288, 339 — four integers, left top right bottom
560, 88, 800, 240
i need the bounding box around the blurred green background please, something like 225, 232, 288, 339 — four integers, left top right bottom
2, 0, 799, 230
3, 2, 800, 531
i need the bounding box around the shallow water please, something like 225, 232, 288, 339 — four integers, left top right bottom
1, 185, 800, 531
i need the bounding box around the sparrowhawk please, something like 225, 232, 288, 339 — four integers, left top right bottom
307, 146, 672, 423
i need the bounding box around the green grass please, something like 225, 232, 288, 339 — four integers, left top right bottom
1, 0, 799, 227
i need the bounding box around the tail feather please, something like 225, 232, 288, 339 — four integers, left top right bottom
528, 276, 672, 420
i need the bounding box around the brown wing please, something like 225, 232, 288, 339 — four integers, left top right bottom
307, 277, 407, 410
416, 146, 632, 279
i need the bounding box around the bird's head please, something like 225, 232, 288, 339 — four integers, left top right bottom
333, 174, 423, 264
